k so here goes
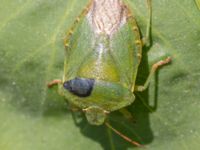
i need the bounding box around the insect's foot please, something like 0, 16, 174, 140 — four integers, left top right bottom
47, 79, 62, 88
153, 57, 172, 70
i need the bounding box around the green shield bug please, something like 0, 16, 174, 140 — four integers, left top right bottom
48, 0, 171, 147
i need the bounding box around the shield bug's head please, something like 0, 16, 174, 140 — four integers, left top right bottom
83, 106, 108, 125
62, 77, 135, 125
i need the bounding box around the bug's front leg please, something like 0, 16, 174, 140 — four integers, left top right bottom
134, 57, 171, 92
47, 79, 62, 88
48, 79, 65, 97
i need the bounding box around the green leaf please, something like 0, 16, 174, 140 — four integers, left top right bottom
0, 0, 200, 150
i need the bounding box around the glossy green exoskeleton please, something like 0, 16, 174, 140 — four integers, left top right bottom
195, 0, 200, 9
48, 0, 171, 146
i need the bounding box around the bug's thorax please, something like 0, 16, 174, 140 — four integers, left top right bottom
87, 0, 128, 36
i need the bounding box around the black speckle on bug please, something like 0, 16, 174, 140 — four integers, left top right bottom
63, 78, 95, 97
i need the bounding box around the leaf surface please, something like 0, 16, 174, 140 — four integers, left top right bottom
0, 0, 200, 150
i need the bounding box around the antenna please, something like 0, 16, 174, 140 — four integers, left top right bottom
105, 122, 143, 147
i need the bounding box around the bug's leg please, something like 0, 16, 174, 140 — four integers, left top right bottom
47, 79, 62, 88
134, 57, 171, 92
105, 122, 143, 147
64, 0, 92, 48
142, 0, 152, 46
119, 108, 136, 123
48, 79, 65, 96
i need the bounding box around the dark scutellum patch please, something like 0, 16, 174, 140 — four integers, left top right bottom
63, 77, 95, 97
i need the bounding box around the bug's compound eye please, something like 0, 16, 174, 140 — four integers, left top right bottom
63, 78, 95, 97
